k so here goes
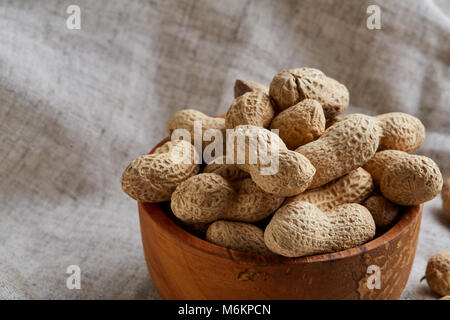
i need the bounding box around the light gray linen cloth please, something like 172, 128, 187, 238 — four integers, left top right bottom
0, 0, 448, 299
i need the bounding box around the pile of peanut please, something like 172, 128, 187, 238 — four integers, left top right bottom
121, 67, 445, 259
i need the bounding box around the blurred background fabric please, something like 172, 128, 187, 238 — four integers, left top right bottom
0, 0, 449, 299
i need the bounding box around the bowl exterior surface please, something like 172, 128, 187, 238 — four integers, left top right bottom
138, 202, 422, 300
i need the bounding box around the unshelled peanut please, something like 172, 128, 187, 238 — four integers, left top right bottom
422, 251, 450, 297
203, 155, 250, 181
270, 99, 325, 149
171, 173, 284, 224
226, 91, 275, 129
234, 79, 269, 98
231, 125, 316, 197
363, 195, 400, 229
269, 67, 349, 119
362, 150, 405, 186
340, 112, 425, 153
166, 109, 225, 152
296, 114, 381, 189
376, 112, 425, 153
264, 201, 375, 257
363, 150, 443, 205
121, 140, 200, 202
206, 220, 273, 255
285, 168, 374, 211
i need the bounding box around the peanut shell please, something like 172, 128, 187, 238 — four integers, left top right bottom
363, 195, 400, 230
166, 109, 226, 153
264, 202, 375, 257
269, 67, 349, 119
286, 168, 374, 211
121, 140, 200, 202
423, 251, 450, 297
226, 91, 275, 129
230, 125, 315, 197
270, 99, 326, 149
376, 112, 425, 153
234, 79, 269, 98
296, 114, 381, 189
206, 220, 274, 255
171, 173, 284, 224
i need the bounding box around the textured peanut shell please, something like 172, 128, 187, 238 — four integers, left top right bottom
363, 195, 400, 229
379, 153, 443, 206
203, 155, 250, 181
442, 178, 450, 220
286, 168, 374, 211
171, 173, 234, 223
229, 125, 287, 169
363, 150, 406, 185
234, 79, 269, 98
121, 140, 200, 202
423, 251, 450, 297
264, 202, 375, 257
166, 109, 226, 152
247, 149, 316, 197
233, 178, 285, 221
270, 99, 326, 149
230, 125, 315, 197
376, 112, 425, 153
171, 173, 284, 224
206, 220, 274, 255
296, 114, 381, 189
269, 68, 349, 119
226, 91, 275, 129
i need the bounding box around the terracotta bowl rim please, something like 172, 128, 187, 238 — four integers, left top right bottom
140, 136, 423, 265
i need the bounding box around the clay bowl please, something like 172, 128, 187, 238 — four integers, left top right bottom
138, 137, 423, 300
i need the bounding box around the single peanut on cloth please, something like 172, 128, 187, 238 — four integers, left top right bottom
295, 114, 381, 189
121, 140, 199, 203
264, 201, 375, 257
171, 173, 284, 224
270, 99, 326, 149
206, 220, 274, 255
269, 67, 349, 119
422, 251, 450, 297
